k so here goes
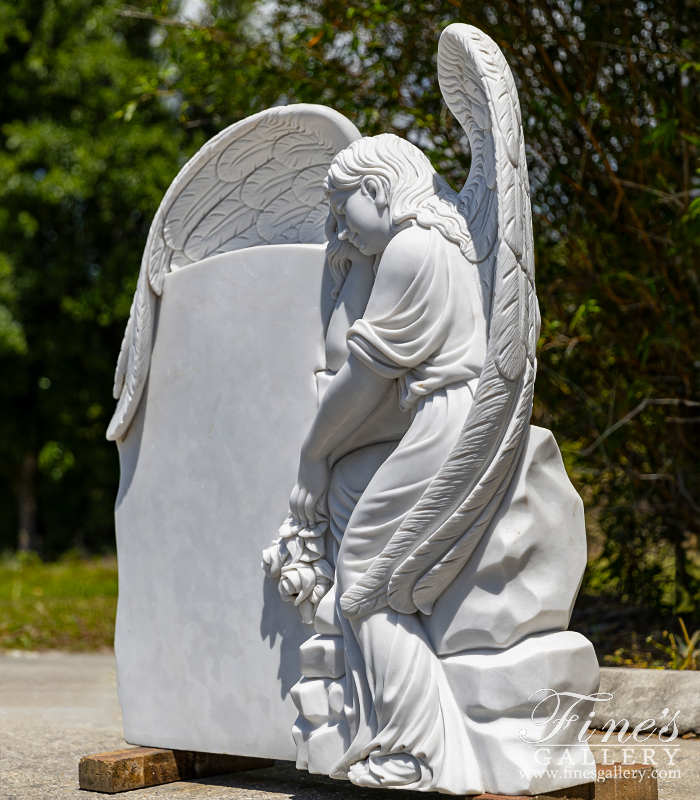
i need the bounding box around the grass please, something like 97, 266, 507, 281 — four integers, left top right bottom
569, 591, 700, 670
1, 551, 698, 667
602, 622, 700, 670
0, 551, 117, 651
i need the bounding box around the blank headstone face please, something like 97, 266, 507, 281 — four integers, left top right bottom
115, 244, 330, 758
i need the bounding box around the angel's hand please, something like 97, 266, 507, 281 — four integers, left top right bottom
289, 453, 330, 529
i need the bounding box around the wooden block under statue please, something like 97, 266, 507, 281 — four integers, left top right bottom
79, 747, 273, 794
79, 753, 658, 798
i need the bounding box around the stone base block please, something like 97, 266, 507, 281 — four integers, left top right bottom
78, 747, 272, 793
598, 666, 700, 736
443, 631, 600, 796
313, 587, 343, 636
307, 721, 349, 775
291, 677, 343, 724
300, 635, 345, 678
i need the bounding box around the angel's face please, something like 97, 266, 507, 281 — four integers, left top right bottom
329, 178, 393, 256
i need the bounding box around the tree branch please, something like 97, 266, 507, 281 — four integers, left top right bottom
581, 397, 700, 456
116, 5, 235, 44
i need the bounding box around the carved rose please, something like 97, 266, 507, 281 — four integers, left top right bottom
262, 516, 334, 625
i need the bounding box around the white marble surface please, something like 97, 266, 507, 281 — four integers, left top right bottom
260, 23, 597, 796
115, 244, 331, 759
443, 631, 600, 795
424, 424, 587, 655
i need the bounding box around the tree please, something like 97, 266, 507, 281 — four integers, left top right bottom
3, 0, 697, 622
0, 0, 184, 555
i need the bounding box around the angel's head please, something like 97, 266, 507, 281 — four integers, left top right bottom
325, 133, 471, 257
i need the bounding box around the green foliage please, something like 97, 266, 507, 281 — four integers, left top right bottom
0, 551, 117, 650
0, 252, 28, 356
0, 0, 185, 554
37, 440, 76, 482
1, 0, 698, 623
647, 618, 700, 670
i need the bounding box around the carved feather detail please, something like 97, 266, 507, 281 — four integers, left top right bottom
300, 205, 329, 244
409, 361, 535, 614
340, 24, 539, 621
184, 187, 257, 261
107, 105, 361, 442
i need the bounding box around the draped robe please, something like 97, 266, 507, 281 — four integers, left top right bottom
325, 225, 489, 792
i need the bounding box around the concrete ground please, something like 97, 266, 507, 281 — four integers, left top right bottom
1, 651, 698, 800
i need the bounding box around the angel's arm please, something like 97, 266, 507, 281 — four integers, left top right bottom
306, 354, 393, 459
289, 354, 393, 527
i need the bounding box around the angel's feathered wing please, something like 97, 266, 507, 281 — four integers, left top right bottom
341, 24, 540, 619
107, 105, 361, 442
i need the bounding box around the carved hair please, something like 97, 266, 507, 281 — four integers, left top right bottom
325, 134, 472, 256
324, 212, 356, 301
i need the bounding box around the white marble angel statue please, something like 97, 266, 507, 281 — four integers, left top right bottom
105, 14, 598, 796
263, 23, 599, 797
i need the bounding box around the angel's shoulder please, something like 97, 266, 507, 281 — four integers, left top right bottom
377, 225, 432, 287
389, 223, 433, 257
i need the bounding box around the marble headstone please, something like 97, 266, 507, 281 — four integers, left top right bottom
109, 103, 361, 758
115, 244, 328, 757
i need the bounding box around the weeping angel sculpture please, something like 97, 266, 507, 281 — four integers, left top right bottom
109, 22, 598, 799
262, 25, 598, 796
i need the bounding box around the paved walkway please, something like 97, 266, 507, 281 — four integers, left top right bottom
1, 652, 698, 799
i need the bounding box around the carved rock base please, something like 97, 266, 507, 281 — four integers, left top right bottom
299, 635, 345, 679
444, 631, 600, 796
293, 632, 349, 774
